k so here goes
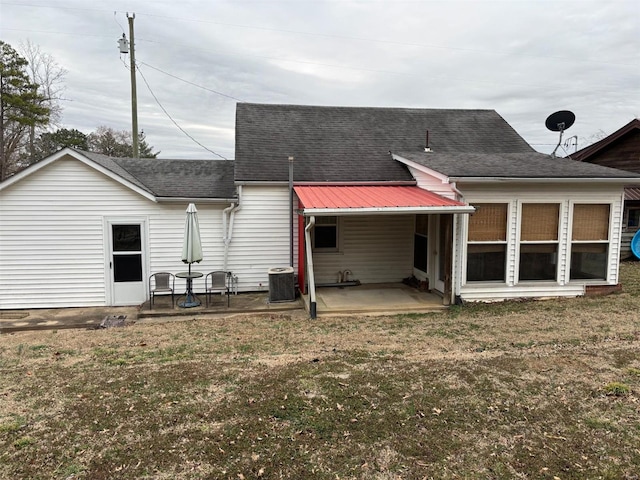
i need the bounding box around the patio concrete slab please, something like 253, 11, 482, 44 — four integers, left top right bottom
306, 283, 446, 315
1, 284, 446, 333
0, 292, 302, 333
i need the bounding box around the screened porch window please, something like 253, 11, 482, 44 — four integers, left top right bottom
570, 204, 609, 280
467, 203, 507, 282
519, 203, 559, 281
413, 214, 428, 272
313, 216, 338, 251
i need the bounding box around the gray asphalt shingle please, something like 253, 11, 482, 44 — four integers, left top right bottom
235, 103, 640, 182
396, 151, 640, 179
80, 150, 236, 199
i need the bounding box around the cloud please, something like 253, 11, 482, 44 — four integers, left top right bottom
2, 0, 638, 159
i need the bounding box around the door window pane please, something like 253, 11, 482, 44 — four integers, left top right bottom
112, 225, 141, 252
113, 254, 143, 282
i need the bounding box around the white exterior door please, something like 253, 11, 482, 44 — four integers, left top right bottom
107, 220, 147, 305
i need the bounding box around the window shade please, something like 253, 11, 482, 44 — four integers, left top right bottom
521, 204, 559, 241
468, 204, 507, 242
572, 204, 610, 241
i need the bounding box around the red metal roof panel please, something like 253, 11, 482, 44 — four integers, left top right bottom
294, 185, 466, 209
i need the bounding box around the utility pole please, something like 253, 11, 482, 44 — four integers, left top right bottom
127, 13, 139, 158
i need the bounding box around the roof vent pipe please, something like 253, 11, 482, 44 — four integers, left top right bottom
424, 130, 432, 152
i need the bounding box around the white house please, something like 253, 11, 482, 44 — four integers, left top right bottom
234, 104, 640, 316
2, 104, 639, 315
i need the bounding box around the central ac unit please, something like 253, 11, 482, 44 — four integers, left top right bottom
268, 267, 295, 302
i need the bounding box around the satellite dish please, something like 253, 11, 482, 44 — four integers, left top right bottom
545, 110, 575, 132
545, 110, 576, 157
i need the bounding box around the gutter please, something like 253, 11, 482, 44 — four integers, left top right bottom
304, 216, 317, 319
449, 177, 640, 184
300, 205, 475, 216
234, 180, 417, 187
156, 197, 238, 204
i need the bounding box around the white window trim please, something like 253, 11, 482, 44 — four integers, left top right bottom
566, 201, 613, 284
462, 202, 511, 285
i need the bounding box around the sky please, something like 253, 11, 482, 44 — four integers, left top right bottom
1, 0, 638, 160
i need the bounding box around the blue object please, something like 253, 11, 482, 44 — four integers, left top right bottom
631, 230, 640, 260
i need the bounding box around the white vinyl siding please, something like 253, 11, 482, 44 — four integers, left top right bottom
227, 185, 298, 292
312, 214, 414, 285
0, 156, 229, 309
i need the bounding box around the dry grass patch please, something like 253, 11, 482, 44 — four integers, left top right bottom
1, 261, 640, 479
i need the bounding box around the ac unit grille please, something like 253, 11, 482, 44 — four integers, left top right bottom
268, 267, 295, 302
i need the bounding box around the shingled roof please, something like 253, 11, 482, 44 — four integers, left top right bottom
235, 103, 536, 183
80, 150, 236, 199
235, 103, 640, 182
395, 151, 640, 179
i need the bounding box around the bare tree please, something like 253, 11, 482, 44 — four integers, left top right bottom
19, 40, 67, 163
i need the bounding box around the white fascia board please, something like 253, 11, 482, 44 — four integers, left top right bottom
301, 205, 475, 216
451, 177, 640, 185
392, 153, 450, 183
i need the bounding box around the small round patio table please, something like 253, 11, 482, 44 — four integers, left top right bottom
176, 271, 203, 308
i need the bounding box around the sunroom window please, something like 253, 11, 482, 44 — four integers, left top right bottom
466, 203, 507, 282
519, 203, 559, 281
570, 204, 609, 280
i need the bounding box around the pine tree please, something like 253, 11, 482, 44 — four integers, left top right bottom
0, 41, 50, 181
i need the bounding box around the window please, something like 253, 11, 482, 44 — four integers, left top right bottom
413, 215, 428, 272
627, 207, 640, 230
313, 216, 338, 250
111, 224, 143, 282
519, 203, 559, 281
466, 203, 507, 282
570, 204, 609, 280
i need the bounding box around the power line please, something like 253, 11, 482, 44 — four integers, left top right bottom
138, 61, 245, 102
135, 63, 228, 160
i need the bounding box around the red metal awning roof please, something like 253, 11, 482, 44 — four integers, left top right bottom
294, 185, 474, 215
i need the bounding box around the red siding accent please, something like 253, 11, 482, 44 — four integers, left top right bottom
297, 203, 306, 294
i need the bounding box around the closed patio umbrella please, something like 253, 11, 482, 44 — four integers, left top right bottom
182, 203, 203, 274
178, 203, 204, 308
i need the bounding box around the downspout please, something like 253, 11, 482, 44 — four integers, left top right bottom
289, 156, 294, 267
451, 181, 465, 305
222, 185, 242, 271
297, 204, 306, 294
304, 215, 317, 319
